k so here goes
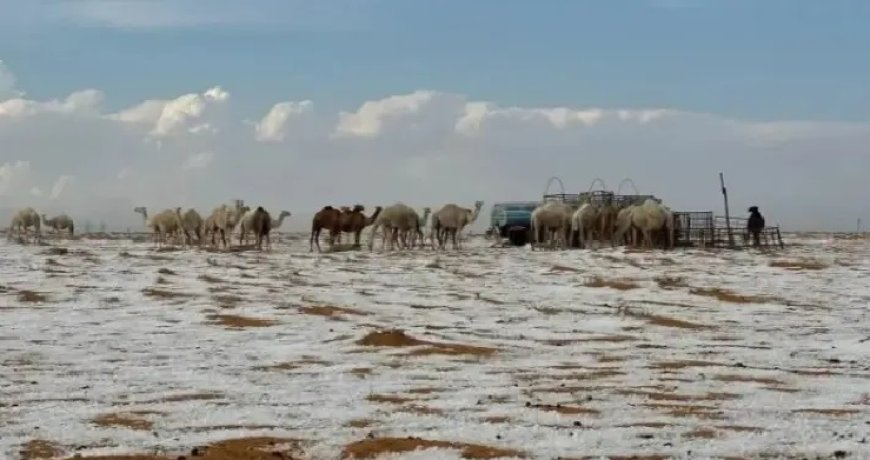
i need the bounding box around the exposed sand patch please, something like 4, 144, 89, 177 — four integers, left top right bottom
689, 287, 777, 304
626, 311, 709, 330
644, 403, 724, 420
683, 428, 718, 439
529, 403, 600, 415
549, 264, 581, 273
298, 305, 367, 318
366, 393, 414, 404
141, 287, 194, 300
92, 412, 155, 431
769, 259, 829, 270
212, 294, 245, 308
346, 419, 375, 428
714, 374, 785, 386
19, 439, 63, 460
649, 360, 723, 370
197, 274, 225, 284
482, 416, 511, 424
543, 334, 637, 345
154, 391, 224, 403
793, 408, 861, 417
17, 290, 48, 303
356, 330, 498, 357
655, 276, 689, 289
68, 436, 303, 460
206, 314, 278, 329
341, 437, 525, 459
617, 421, 671, 428
584, 276, 640, 290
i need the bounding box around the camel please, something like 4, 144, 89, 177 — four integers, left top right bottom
410, 207, 431, 248
571, 202, 599, 249
612, 205, 638, 247
271, 210, 291, 231
530, 201, 572, 250
41, 213, 74, 237
204, 202, 248, 248
368, 203, 420, 251
8, 207, 41, 243
630, 199, 673, 249
430, 200, 484, 250
235, 209, 290, 245
134, 207, 182, 247
310, 206, 342, 252
175, 208, 203, 246
337, 205, 383, 248
249, 206, 272, 251
596, 203, 618, 245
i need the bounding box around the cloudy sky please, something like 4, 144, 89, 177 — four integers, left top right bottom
1, 0, 869, 231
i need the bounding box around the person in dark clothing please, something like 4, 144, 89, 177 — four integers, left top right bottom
747, 206, 765, 247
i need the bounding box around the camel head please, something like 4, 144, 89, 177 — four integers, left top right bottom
175, 207, 183, 215
279, 210, 291, 219
133, 206, 147, 217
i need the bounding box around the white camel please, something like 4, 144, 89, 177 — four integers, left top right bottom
41, 213, 75, 237
134, 207, 182, 248
204, 202, 248, 248
571, 202, 599, 249
613, 204, 638, 247
368, 203, 420, 251
175, 208, 204, 247
9, 207, 41, 243
410, 207, 431, 248
530, 201, 572, 250
630, 199, 674, 249
430, 200, 484, 250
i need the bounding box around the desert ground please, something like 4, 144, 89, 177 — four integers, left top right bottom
1, 232, 869, 460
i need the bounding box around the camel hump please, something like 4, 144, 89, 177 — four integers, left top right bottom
257, 206, 265, 212
322, 205, 334, 211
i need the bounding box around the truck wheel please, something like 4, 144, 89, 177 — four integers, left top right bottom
507, 226, 528, 246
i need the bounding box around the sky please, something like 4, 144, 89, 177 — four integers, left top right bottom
1, 0, 869, 232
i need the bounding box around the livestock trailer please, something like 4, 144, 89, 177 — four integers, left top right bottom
489, 201, 539, 246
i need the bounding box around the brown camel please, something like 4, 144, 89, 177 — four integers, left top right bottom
310, 206, 342, 252
337, 205, 383, 247
250, 206, 272, 251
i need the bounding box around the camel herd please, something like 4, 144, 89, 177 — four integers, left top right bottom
5, 199, 486, 253
6, 207, 74, 243
529, 197, 677, 250
311, 200, 484, 252
132, 203, 289, 251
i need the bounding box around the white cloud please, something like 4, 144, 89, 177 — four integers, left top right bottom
182, 152, 214, 170
255, 100, 313, 142
0, 59, 23, 100
1, 61, 869, 232
111, 86, 229, 137
0, 89, 104, 118
456, 102, 675, 136
50, 175, 74, 199
334, 90, 438, 138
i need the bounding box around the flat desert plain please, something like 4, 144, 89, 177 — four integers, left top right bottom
2, 233, 869, 459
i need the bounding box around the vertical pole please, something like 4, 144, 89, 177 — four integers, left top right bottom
858, 218, 862, 233
719, 172, 734, 248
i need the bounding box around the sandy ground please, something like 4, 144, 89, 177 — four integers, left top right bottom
1, 232, 869, 459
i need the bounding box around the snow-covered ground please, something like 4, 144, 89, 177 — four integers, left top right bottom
1, 233, 869, 459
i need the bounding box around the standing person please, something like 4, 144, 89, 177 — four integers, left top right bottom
747, 206, 765, 247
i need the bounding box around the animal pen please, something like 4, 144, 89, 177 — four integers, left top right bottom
489, 176, 785, 249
